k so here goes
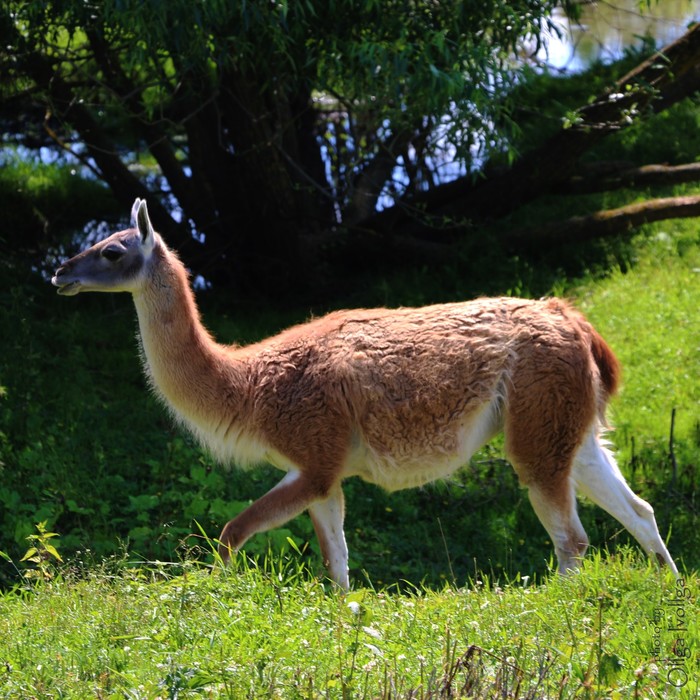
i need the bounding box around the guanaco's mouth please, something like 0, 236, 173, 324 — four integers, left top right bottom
52, 277, 82, 296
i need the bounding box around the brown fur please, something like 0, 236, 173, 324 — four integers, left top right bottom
51, 199, 678, 586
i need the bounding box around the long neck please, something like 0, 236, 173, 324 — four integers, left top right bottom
132, 242, 245, 437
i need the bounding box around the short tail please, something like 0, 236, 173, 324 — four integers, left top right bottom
589, 328, 621, 400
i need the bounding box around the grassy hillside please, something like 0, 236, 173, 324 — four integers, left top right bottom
0, 227, 697, 583
2, 212, 698, 585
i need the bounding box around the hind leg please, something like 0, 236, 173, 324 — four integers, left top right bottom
572, 431, 678, 575
505, 429, 589, 572
504, 392, 592, 573
527, 478, 589, 574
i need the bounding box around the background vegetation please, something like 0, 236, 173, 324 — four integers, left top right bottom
0, 2, 698, 696
3, 0, 700, 292
1, 0, 579, 290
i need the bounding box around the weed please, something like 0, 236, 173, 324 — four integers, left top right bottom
19, 521, 63, 582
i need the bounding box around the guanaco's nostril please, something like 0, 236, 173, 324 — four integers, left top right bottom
52, 265, 70, 286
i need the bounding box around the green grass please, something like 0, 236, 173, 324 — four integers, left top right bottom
0, 552, 696, 698
577, 223, 700, 448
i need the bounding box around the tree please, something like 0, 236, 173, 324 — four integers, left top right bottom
3, 2, 700, 295
363, 22, 700, 246
1, 0, 574, 289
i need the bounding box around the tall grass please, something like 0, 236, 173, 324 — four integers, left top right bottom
0, 551, 696, 698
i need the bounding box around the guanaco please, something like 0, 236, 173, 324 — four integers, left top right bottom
52, 198, 678, 587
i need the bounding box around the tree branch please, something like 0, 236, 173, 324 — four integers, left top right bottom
7, 19, 181, 246
358, 23, 700, 239
503, 194, 700, 249
558, 162, 700, 194
84, 26, 207, 250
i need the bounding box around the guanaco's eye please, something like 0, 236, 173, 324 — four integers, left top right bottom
102, 246, 124, 262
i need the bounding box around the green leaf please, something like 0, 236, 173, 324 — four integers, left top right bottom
20, 547, 38, 562
599, 653, 623, 683
43, 544, 63, 563
286, 536, 302, 555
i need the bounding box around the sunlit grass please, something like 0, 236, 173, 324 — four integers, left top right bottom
0, 551, 696, 698
578, 224, 700, 449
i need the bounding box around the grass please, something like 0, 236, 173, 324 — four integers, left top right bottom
0, 551, 696, 698
577, 223, 700, 447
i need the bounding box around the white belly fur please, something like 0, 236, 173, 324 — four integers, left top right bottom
345, 400, 503, 491
193, 396, 503, 492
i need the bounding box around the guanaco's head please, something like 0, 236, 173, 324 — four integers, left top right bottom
52, 198, 157, 296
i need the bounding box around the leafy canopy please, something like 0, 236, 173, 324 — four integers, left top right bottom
2, 0, 576, 281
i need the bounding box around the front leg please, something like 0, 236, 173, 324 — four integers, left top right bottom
308, 485, 349, 589
217, 470, 348, 585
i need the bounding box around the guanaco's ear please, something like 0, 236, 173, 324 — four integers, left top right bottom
134, 199, 155, 252
131, 198, 142, 226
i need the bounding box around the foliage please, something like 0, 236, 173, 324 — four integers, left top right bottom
0, 151, 120, 265
0, 553, 696, 698
490, 46, 652, 161
0, 0, 577, 285
500, 52, 700, 167
18, 521, 63, 581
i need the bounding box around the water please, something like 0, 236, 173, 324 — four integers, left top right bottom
540, 0, 699, 72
